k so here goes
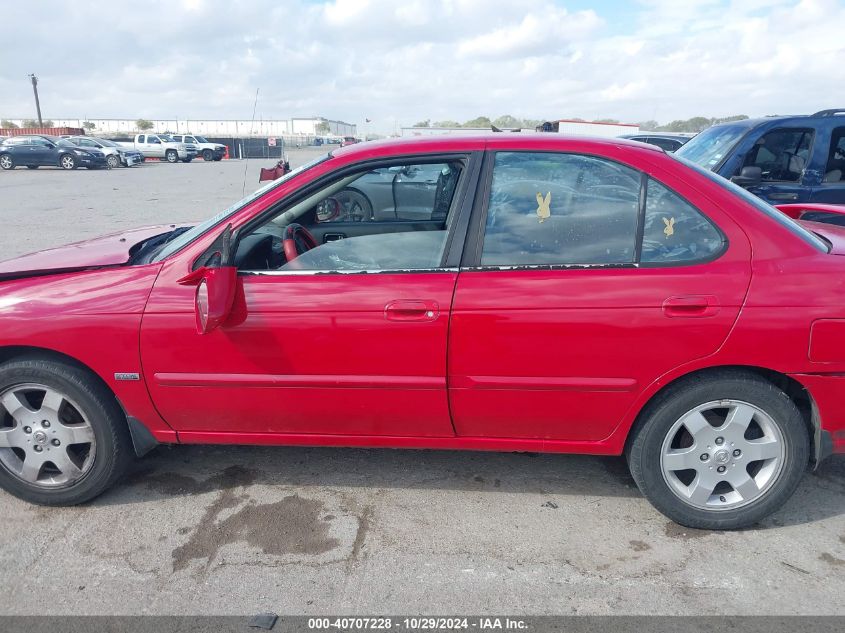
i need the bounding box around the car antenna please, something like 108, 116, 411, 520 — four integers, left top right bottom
242, 87, 260, 197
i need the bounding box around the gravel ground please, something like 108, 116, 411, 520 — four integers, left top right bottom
0, 153, 843, 616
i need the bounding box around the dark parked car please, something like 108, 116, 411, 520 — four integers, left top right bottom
0, 135, 107, 170
676, 109, 845, 206
619, 133, 692, 152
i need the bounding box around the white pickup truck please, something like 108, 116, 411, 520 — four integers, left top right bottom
117, 134, 197, 163
170, 134, 226, 161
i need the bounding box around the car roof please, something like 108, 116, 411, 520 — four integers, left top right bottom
708, 111, 845, 131
331, 133, 665, 159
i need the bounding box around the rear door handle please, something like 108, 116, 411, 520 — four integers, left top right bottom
384, 300, 439, 322
768, 192, 799, 201
323, 233, 346, 243
662, 295, 720, 318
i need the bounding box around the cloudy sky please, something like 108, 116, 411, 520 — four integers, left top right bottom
1, 0, 843, 133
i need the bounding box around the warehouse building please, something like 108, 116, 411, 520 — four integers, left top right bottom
0, 116, 356, 138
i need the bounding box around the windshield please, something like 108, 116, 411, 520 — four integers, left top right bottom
98, 139, 119, 147
152, 152, 332, 262
194, 136, 208, 143
56, 139, 76, 148
675, 124, 747, 170
159, 135, 175, 142
673, 154, 828, 252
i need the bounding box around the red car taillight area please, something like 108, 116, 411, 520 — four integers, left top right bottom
809, 319, 845, 363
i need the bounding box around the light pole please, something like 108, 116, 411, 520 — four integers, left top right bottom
28, 74, 43, 127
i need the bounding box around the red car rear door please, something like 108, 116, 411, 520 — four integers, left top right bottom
448, 149, 751, 442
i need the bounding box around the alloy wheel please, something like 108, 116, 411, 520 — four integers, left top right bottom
660, 399, 785, 511
0, 384, 96, 488
60, 155, 75, 170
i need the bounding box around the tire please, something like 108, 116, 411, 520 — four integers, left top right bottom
335, 188, 374, 221
59, 153, 77, 170
0, 356, 133, 505
0, 154, 15, 170
202, 149, 213, 161
182, 157, 193, 163
165, 149, 178, 163
626, 371, 809, 530
213, 155, 223, 161
106, 154, 120, 169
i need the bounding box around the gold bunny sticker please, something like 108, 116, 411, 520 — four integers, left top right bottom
663, 216, 675, 238
536, 191, 551, 223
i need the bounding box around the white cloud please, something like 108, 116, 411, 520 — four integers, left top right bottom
0, 0, 843, 132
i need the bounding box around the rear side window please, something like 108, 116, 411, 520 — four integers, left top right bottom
742, 128, 814, 182
138, 135, 145, 143
641, 179, 724, 263
481, 152, 641, 266
824, 127, 845, 183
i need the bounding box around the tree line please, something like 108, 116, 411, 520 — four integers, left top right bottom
412, 114, 750, 133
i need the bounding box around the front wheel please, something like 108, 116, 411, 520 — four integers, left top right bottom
202, 149, 213, 161
182, 157, 193, 163
0, 154, 16, 170
106, 154, 120, 169
0, 357, 133, 505
627, 372, 809, 530
165, 149, 178, 163
60, 154, 77, 170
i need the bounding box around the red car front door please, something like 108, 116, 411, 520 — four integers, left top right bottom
448, 149, 752, 442
140, 152, 480, 440
142, 270, 458, 438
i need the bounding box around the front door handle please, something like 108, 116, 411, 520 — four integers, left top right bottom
768, 192, 799, 201
384, 300, 439, 322
662, 295, 720, 318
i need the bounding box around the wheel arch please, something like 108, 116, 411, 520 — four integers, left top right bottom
623, 364, 821, 465
0, 345, 159, 456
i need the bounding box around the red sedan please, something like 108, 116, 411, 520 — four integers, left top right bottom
1, 134, 843, 529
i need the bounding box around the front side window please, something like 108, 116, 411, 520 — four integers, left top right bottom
741, 128, 813, 182
316, 162, 460, 223
481, 152, 641, 266
235, 159, 465, 272
641, 179, 724, 263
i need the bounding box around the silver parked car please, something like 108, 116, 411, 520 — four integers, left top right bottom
66, 136, 144, 168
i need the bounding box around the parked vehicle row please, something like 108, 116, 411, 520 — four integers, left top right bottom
0, 135, 107, 170
0, 132, 228, 170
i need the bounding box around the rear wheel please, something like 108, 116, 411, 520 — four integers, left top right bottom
59, 154, 77, 170
0, 154, 15, 170
182, 157, 193, 163
26, 165, 39, 170
0, 357, 133, 505
627, 371, 809, 529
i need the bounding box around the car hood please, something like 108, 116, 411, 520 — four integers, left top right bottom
0, 224, 189, 279
797, 220, 845, 255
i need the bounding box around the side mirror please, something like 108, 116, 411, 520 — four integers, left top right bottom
193, 267, 237, 334
730, 166, 762, 187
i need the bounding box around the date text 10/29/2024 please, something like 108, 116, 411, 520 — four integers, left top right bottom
307, 617, 528, 630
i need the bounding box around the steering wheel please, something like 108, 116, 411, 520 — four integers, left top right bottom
282, 223, 318, 263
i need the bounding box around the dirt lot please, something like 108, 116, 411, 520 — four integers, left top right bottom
0, 153, 843, 615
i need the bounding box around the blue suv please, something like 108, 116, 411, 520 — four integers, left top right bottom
675, 109, 845, 205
